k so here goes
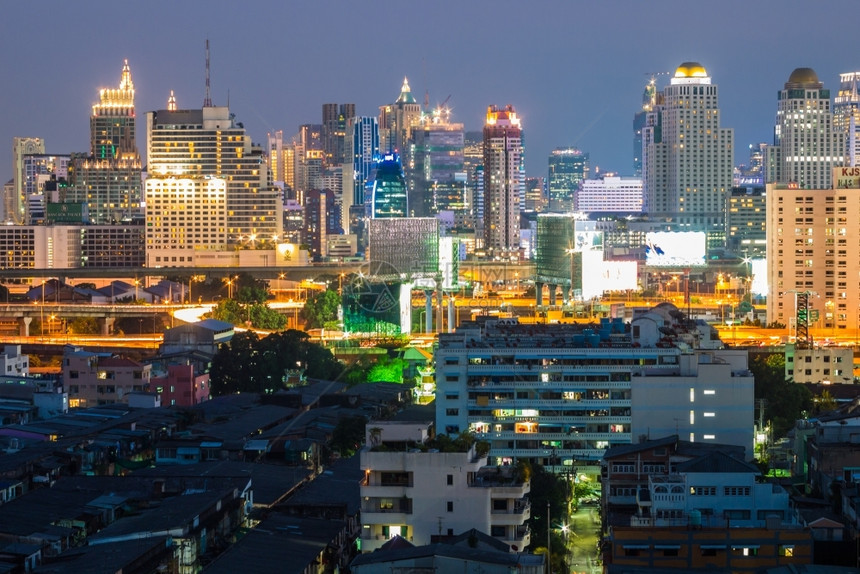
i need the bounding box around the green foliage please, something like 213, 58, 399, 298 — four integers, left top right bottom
68, 317, 99, 335
750, 353, 813, 438
302, 289, 341, 328
330, 415, 368, 457
209, 329, 346, 395
527, 463, 571, 569
813, 389, 838, 414
366, 355, 407, 383
208, 299, 286, 330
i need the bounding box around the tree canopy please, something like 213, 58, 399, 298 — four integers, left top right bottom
750, 353, 813, 438
302, 289, 341, 329
209, 329, 347, 395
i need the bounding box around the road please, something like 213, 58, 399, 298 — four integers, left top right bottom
565, 504, 602, 574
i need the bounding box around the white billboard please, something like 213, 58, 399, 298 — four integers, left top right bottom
645, 231, 706, 267
582, 253, 638, 300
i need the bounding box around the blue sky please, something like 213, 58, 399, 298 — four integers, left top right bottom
2, 0, 858, 179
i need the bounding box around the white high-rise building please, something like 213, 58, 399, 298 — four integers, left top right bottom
483, 105, 523, 257
834, 71, 860, 167
765, 68, 845, 189
11, 137, 45, 225
577, 176, 643, 213
643, 62, 733, 235
145, 101, 282, 266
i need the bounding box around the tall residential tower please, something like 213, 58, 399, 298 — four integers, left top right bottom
483, 105, 523, 257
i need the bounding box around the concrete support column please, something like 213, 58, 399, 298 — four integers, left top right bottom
100, 317, 115, 336
535, 282, 544, 307
447, 298, 455, 333
562, 283, 570, 305
436, 289, 443, 334
425, 291, 433, 333
18, 317, 32, 337
548, 284, 557, 307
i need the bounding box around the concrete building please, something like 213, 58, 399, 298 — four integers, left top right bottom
766, 68, 845, 189
0, 223, 144, 270
358, 421, 530, 553
378, 78, 421, 159
409, 111, 466, 218
10, 137, 45, 225
0, 346, 29, 378
785, 343, 854, 385
160, 319, 234, 358
62, 347, 151, 408
483, 105, 523, 258
643, 62, 733, 239
577, 176, 643, 214
834, 71, 860, 166
322, 102, 355, 167
726, 186, 767, 258
145, 99, 282, 263
766, 169, 860, 329
547, 148, 588, 212
67, 60, 143, 225
149, 364, 210, 407
435, 304, 755, 478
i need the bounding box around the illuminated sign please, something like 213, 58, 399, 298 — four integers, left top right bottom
645, 231, 706, 267
834, 167, 860, 189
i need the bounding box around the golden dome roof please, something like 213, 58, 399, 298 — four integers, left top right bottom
674, 62, 708, 78
787, 67, 819, 86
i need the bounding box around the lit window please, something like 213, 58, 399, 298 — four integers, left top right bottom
704, 412, 715, 417
703, 390, 716, 395
704, 434, 716, 440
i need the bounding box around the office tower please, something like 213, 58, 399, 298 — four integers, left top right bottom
267, 130, 287, 184
145, 98, 281, 266
633, 77, 658, 177
370, 153, 408, 218
462, 133, 483, 228
577, 176, 643, 213
304, 189, 336, 260
524, 176, 546, 212
409, 108, 465, 217
11, 138, 45, 225
342, 116, 379, 234
765, 68, 844, 188
322, 103, 355, 167
736, 143, 767, 186
834, 71, 860, 166
726, 186, 766, 258
547, 147, 589, 212
482, 105, 523, 258
766, 168, 860, 330
643, 62, 733, 237
67, 61, 143, 224
378, 78, 421, 155
294, 124, 324, 199
18, 154, 71, 224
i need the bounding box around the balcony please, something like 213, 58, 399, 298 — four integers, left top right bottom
491, 500, 531, 525
502, 525, 531, 551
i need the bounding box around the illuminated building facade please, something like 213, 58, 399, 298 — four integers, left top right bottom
483, 105, 523, 258
145, 102, 281, 260
766, 168, 860, 331
67, 61, 143, 224
726, 186, 766, 258
409, 112, 465, 218
547, 148, 589, 212
834, 71, 860, 166
370, 153, 408, 218
0, 223, 144, 270
19, 154, 71, 224
342, 116, 379, 235
765, 68, 844, 189
577, 176, 643, 213
322, 103, 355, 167
643, 62, 733, 236
378, 78, 421, 155
633, 77, 658, 177
11, 137, 45, 225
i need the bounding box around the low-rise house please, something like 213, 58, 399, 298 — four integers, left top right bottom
62, 347, 150, 408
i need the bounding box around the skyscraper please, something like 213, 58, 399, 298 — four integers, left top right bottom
643, 62, 733, 237
322, 103, 355, 167
11, 137, 45, 224
483, 105, 523, 258
834, 71, 860, 167
144, 97, 281, 266
378, 78, 421, 155
547, 147, 589, 212
370, 153, 408, 218
67, 60, 143, 224
409, 107, 465, 217
342, 116, 379, 235
765, 68, 844, 188
633, 77, 658, 177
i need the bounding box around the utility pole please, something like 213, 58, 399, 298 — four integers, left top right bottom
547, 500, 551, 574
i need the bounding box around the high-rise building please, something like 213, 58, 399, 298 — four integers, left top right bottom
378, 78, 421, 155
547, 148, 589, 212
726, 186, 766, 258
633, 77, 658, 177
67, 61, 143, 225
643, 62, 733, 237
19, 154, 70, 224
765, 68, 844, 189
482, 105, 523, 258
144, 99, 281, 266
409, 108, 465, 217
577, 176, 643, 213
11, 138, 46, 225
342, 116, 379, 235
766, 168, 860, 330
834, 71, 860, 167
370, 153, 408, 218
322, 103, 355, 167
523, 176, 546, 212
294, 124, 324, 200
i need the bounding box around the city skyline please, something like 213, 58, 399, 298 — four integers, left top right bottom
1, 0, 858, 180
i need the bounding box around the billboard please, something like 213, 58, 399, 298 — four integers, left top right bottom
581, 254, 638, 300
644, 231, 706, 267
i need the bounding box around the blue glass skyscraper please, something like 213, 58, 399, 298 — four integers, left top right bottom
370, 153, 408, 218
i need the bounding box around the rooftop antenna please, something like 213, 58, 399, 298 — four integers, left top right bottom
203, 39, 213, 108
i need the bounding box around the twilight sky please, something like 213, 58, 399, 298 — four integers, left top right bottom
2, 0, 858, 180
